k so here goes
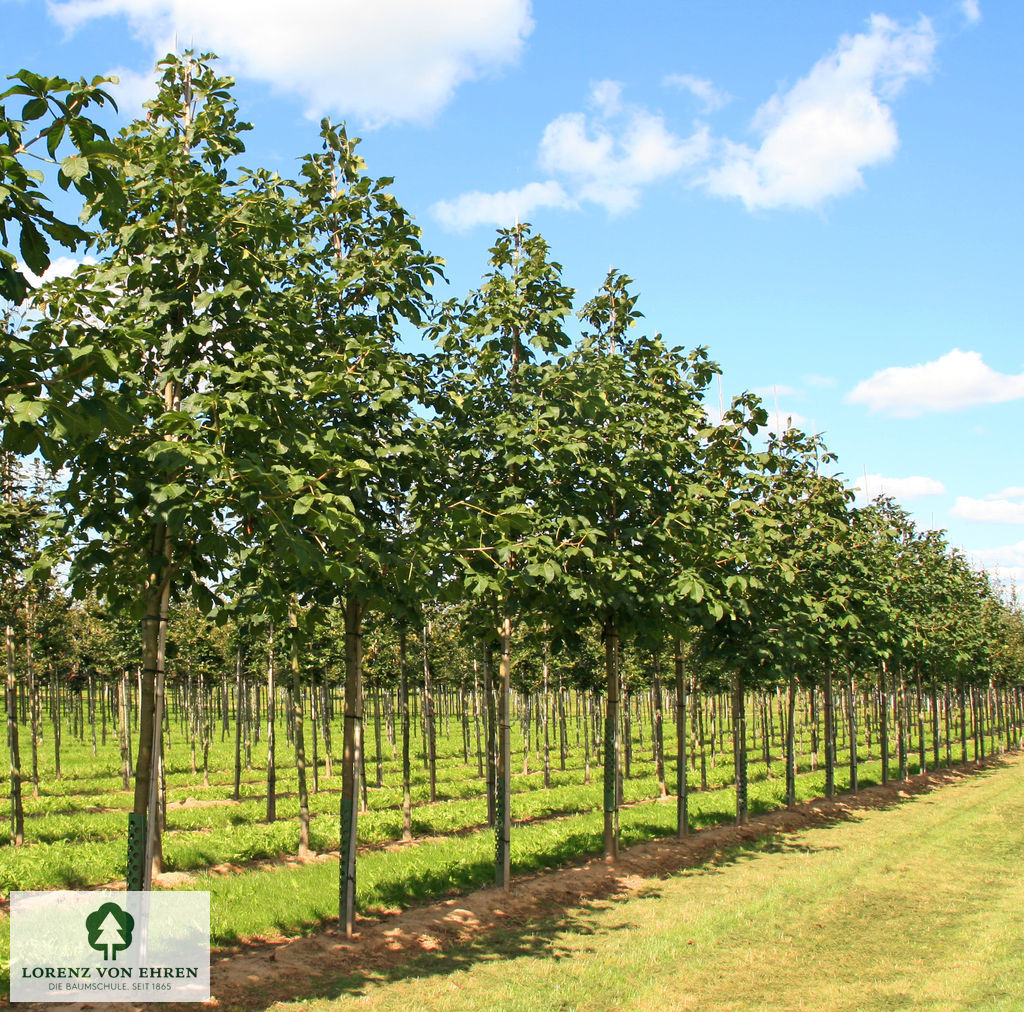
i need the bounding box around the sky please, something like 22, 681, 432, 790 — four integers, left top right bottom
3, 0, 1022, 588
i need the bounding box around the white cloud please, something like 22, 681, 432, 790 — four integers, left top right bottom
952, 498, 1024, 524
766, 407, 809, 432
987, 487, 1024, 501
48, 0, 533, 125
846, 349, 1024, 417
17, 255, 96, 294
431, 180, 575, 232
961, 0, 981, 25
754, 384, 798, 398
434, 79, 709, 230
854, 472, 946, 500
803, 373, 837, 389
663, 73, 730, 113
967, 542, 1024, 592
537, 80, 710, 214
106, 65, 160, 115
702, 14, 935, 210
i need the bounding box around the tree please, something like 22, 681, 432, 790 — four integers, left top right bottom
426, 224, 584, 888
22, 53, 311, 887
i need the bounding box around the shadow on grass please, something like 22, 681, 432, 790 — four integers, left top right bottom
215, 758, 1016, 1012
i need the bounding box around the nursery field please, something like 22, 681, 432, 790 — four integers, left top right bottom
1, 684, 1011, 1001
290, 752, 1024, 1012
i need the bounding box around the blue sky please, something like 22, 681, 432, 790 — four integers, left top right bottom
3, 0, 1022, 586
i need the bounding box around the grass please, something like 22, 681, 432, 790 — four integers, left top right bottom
274, 752, 1024, 1012
0, 701, 1008, 1001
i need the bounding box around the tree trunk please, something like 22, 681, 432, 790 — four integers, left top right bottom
130, 523, 171, 891
266, 626, 277, 822
603, 619, 621, 859
339, 596, 363, 936
880, 662, 889, 785
118, 674, 131, 791
289, 609, 310, 857
495, 615, 513, 890
674, 640, 688, 838
732, 673, 747, 826
422, 625, 437, 803
399, 630, 412, 842
6, 622, 24, 845
233, 638, 244, 801
653, 658, 666, 799
824, 670, 835, 798
483, 640, 497, 826
786, 672, 797, 808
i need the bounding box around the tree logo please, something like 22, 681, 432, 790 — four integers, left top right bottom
85, 902, 135, 961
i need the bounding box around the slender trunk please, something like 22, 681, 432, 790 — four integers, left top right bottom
6, 623, 24, 845
399, 630, 412, 842
473, 660, 484, 778
674, 640, 688, 838
653, 659, 666, 799
310, 682, 320, 794
557, 672, 568, 771
483, 641, 497, 825
542, 648, 551, 790
26, 617, 39, 799
603, 620, 621, 859
824, 670, 835, 798
233, 638, 244, 801
289, 609, 310, 857
847, 672, 858, 793
118, 674, 131, 791
422, 625, 437, 803
129, 522, 171, 891
897, 670, 908, 782
959, 684, 968, 764
266, 627, 277, 822
880, 662, 889, 785
786, 673, 797, 808
339, 596, 363, 936
916, 668, 926, 774
373, 681, 383, 788
732, 673, 747, 825
760, 692, 772, 779
495, 615, 513, 890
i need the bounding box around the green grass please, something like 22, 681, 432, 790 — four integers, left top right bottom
270, 753, 1024, 1012
0, 701, 1007, 1002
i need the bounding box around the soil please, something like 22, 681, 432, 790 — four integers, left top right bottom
23, 759, 1002, 1012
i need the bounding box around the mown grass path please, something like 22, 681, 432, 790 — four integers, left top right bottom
281, 754, 1024, 1012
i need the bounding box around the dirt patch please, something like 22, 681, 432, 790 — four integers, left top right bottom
166, 797, 241, 810
17, 759, 1008, 1012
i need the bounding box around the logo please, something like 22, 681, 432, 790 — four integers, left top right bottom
85, 902, 135, 961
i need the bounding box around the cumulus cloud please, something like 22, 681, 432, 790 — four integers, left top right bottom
846, 349, 1024, 417
433, 79, 709, 229
105, 65, 160, 115
701, 14, 936, 210
663, 73, 730, 113
803, 373, 837, 388
431, 180, 575, 232
48, 0, 533, 125
961, 0, 981, 25
952, 498, 1024, 524
768, 409, 809, 432
854, 472, 946, 500
17, 255, 96, 293
538, 80, 710, 214
969, 542, 1024, 589
432, 13, 942, 230
988, 487, 1024, 501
